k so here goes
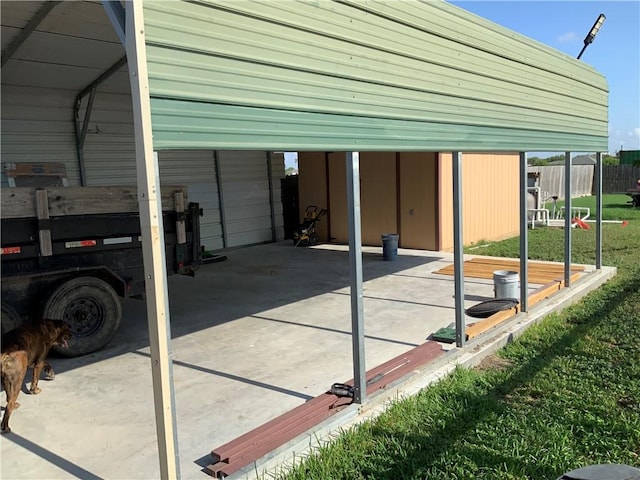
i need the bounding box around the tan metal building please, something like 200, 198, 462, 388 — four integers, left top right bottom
298, 151, 519, 251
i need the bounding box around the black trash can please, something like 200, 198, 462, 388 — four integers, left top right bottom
381, 233, 399, 261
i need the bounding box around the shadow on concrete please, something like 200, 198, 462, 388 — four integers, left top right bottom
132, 350, 313, 401
251, 314, 420, 348
47, 243, 445, 374
329, 290, 458, 310
3, 433, 103, 480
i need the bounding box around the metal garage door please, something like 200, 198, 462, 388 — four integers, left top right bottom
217, 151, 272, 248
157, 150, 222, 251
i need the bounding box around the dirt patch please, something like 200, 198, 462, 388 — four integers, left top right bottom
474, 354, 513, 372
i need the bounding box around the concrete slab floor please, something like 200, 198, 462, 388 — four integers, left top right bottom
0, 241, 613, 480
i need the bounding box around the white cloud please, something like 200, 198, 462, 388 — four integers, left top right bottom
610, 128, 640, 152
558, 32, 579, 43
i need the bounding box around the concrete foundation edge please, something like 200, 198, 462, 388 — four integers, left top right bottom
227, 266, 616, 480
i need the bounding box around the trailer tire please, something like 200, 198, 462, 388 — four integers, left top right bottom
44, 277, 122, 357
1, 302, 22, 335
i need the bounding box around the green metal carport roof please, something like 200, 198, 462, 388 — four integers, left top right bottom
141, 0, 608, 152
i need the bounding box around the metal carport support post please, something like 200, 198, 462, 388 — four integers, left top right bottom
519, 152, 529, 312
346, 152, 366, 404
564, 152, 572, 287
595, 152, 603, 269
452, 152, 465, 347
125, 1, 180, 479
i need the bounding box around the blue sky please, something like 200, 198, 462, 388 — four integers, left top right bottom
285, 1, 640, 168
452, 0, 640, 156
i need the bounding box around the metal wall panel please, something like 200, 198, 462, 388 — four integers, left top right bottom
1, 85, 80, 186
81, 85, 137, 186
157, 150, 222, 251
77, 68, 224, 267
1, 1, 120, 47
218, 151, 273, 247
143, 0, 608, 152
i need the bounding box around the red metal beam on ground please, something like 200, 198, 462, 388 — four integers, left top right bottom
205, 341, 444, 478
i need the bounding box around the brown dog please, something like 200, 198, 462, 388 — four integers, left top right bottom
1, 319, 71, 433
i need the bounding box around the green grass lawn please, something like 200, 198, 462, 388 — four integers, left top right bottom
280, 196, 640, 480
553, 193, 638, 221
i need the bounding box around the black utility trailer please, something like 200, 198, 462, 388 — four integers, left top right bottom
1, 186, 202, 356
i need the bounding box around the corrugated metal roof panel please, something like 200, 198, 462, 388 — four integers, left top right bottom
143, 0, 608, 152
150, 99, 605, 152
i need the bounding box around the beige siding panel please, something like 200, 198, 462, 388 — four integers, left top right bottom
325, 152, 397, 246
399, 152, 438, 250
359, 152, 397, 246
438, 153, 520, 251
298, 152, 329, 242
438, 154, 454, 251
328, 152, 348, 243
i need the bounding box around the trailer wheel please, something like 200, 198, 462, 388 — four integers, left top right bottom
44, 277, 122, 357
1, 302, 22, 335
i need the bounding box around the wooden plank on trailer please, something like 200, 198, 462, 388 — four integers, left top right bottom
35, 189, 52, 257
174, 191, 186, 244
1, 186, 188, 219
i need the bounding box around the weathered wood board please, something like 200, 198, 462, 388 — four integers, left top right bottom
1, 186, 188, 219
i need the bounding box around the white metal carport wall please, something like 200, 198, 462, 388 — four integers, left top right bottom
123, 2, 180, 479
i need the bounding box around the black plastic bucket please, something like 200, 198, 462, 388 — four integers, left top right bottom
381, 233, 399, 261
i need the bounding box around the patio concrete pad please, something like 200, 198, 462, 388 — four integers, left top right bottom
0, 242, 615, 480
